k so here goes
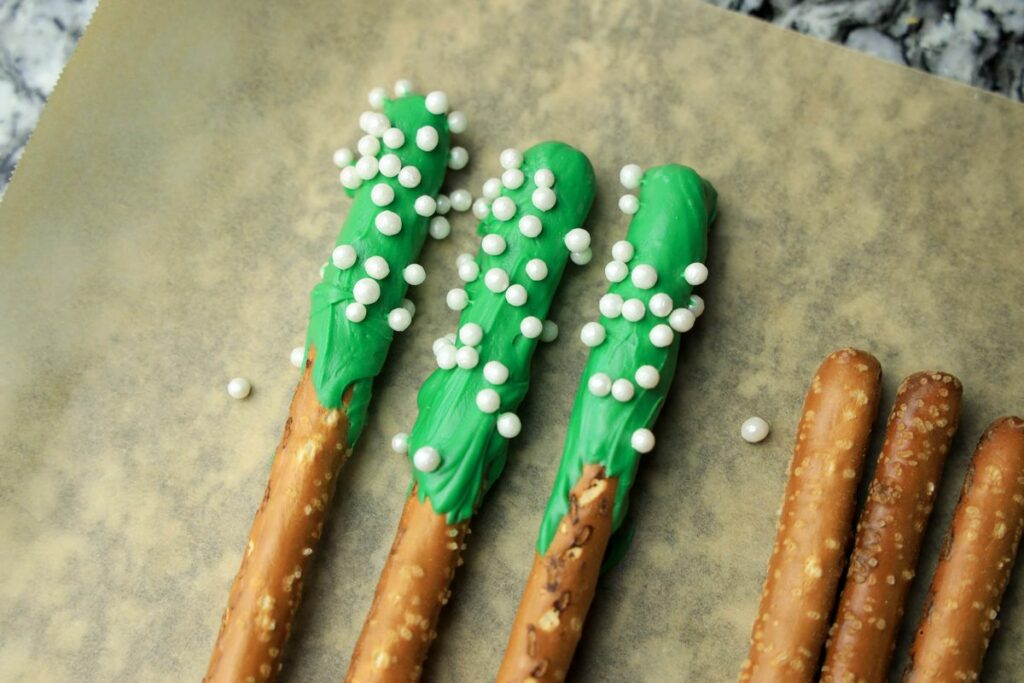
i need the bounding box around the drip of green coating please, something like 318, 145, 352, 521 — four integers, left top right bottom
536, 164, 717, 555
407, 141, 596, 524
304, 94, 451, 444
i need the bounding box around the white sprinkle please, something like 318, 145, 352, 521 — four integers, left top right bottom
570, 248, 592, 265
425, 91, 449, 114
332, 245, 357, 270
619, 195, 639, 214
534, 168, 555, 188
447, 111, 467, 134
429, 216, 451, 239
391, 432, 409, 454
619, 164, 643, 189
605, 260, 628, 283
459, 322, 483, 347
631, 428, 656, 453
505, 284, 528, 307
398, 166, 421, 189
364, 255, 390, 279
378, 153, 401, 177
368, 87, 388, 109
684, 262, 708, 285
482, 234, 507, 256
499, 148, 523, 170
394, 79, 413, 96
402, 298, 416, 315
333, 147, 354, 168
564, 228, 591, 253
472, 198, 491, 219
414, 195, 437, 217
611, 240, 635, 262
436, 194, 452, 214
532, 187, 556, 211
227, 377, 251, 399
497, 412, 522, 438
458, 260, 480, 283
339, 166, 362, 190
502, 168, 524, 189
290, 347, 305, 368
449, 189, 472, 212
358, 111, 373, 132
649, 293, 673, 317
669, 308, 696, 332
358, 134, 380, 158
688, 294, 705, 317
635, 365, 660, 389
416, 126, 439, 151
436, 345, 457, 369
580, 322, 606, 347
345, 302, 367, 322
388, 307, 412, 331
364, 112, 389, 137
484, 361, 509, 385
413, 446, 440, 472
375, 210, 402, 235
492, 197, 517, 221
353, 278, 381, 304
541, 320, 559, 342
612, 379, 635, 402
599, 293, 624, 318
650, 324, 674, 347
741, 417, 771, 443
403, 263, 426, 286
520, 316, 543, 338
622, 298, 645, 322
434, 334, 454, 356
519, 215, 542, 238
525, 258, 548, 281
371, 183, 394, 207
588, 373, 612, 397
446, 288, 469, 311
382, 127, 405, 148
356, 155, 379, 180
476, 388, 501, 413
482, 178, 502, 200
448, 146, 469, 170
484, 268, 509, 293
630, 264, 658, 289
456, 346, 480, 369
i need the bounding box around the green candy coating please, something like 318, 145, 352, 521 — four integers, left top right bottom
407, 141, 596, 524
536, 164, 717, 555
305, 94, 451, 444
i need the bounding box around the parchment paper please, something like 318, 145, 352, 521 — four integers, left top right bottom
2, 1, 1023, 680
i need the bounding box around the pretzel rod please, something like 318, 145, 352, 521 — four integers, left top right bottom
345, 141, 596, 682
903, 416, 1024, 682
498, 163, 718, 682
739, 349, 882, 683
820, 371, 962, 682
205, 85, 460, 683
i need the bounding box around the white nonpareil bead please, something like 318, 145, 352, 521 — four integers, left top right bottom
436, 345, 457, 369
611, 240, 635, 262
382, 127, 405, 148
414, 195, 437, 217
502, 168, 524, 190
358, 134, 380, 157
456, 346, 479, 369
484, 360, 509, 385
425, 90, 449, 114
564, 228, 591, 253
371, 183, 394, 207
570, 249, 592, 265
434, 334, 454, 356
619, 164, 643, 189
457, 252, 474, 267
446, 288, 469, 311
599, 293, 624, 318
447, 110, 467, 134
333, 147, 354, 168
227, 377, 251, 399
332, 244, 357, 269
388, 307, 412, 332
449, 189, 472, 212
484, 268, 509, 293
688, 294, 705, 317
403, 263, 426, 286
356, 155, 379, 180
580, 322, 606, 347
378, 153, 401, 177
492, 197, 517, 221
394, 79, 413, 96
472, 198, 491, 219
618, 194, 639, 215
588, 372, 612, 397
429, 216, 451, 239
525, 258, 548, 281
534, 168, 554, 188
358, 111, 373, 132
476, 388, 501, 414
612, 378, 635, 402
339, 166, 362, 190
605, 260, 628, 283
290, 346, 305, 368
650, 324, 674, 347
496, 412, 522, 438
520, 316, 543, 338
649, 293, 673, 317
631, 428, 656, 453
499, 148, 523, 169
635, 365, 660, 389
684, 262, 708, 285
353, 278, 381, 304
416, 126, 439, 151
519, 215, 542, 238
365, 113, 389, 137
436, 194, 452, 214
402, 298, 416, 315
532, 187, 556, 212
364, 255, 390, 279
459, 322, 483, 347
458, 260, 480, 283
398, 166, 421, 189
345, 302, 366, 322
391, 432, 409, 454
541, 320, 559, 342
482, 178, 502, 200
741, 417, 771, 443
481, 234, 506, 256
669, 307, 696, 333
368, 86, 387, 109
413, 446, 441, 472
448, 146, 469, 170
630, 264, 658, 289
505, 284, 528, 307
622, 298, 646, 322
375, 210, 402, 236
